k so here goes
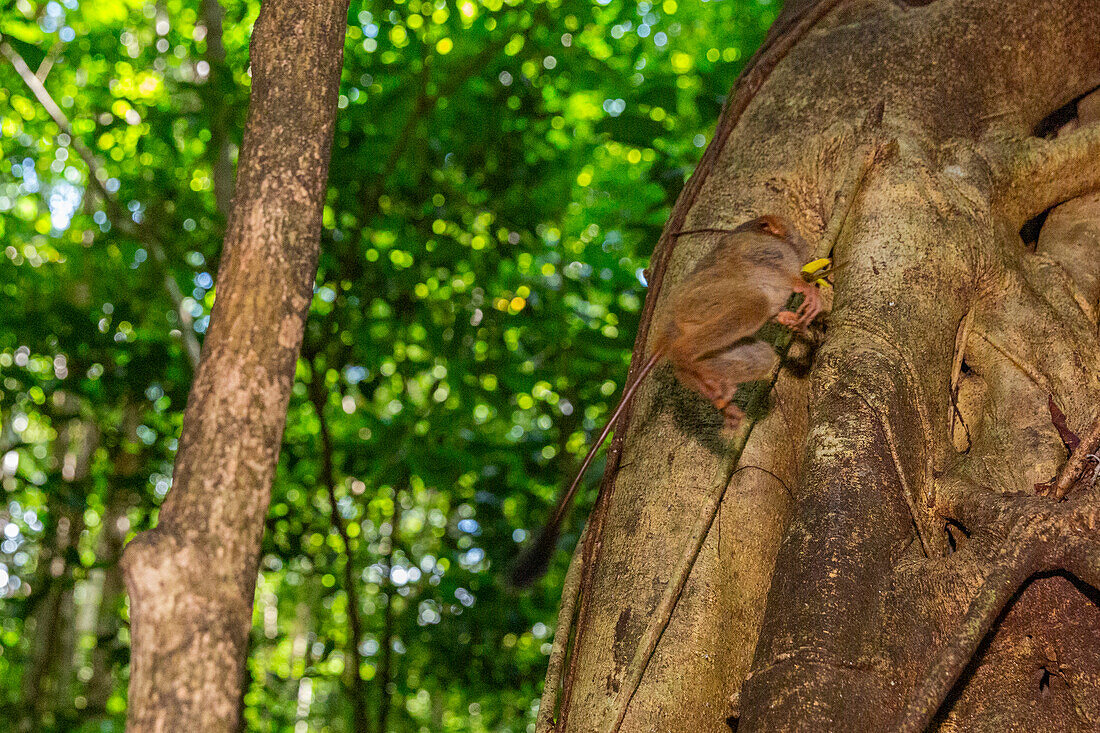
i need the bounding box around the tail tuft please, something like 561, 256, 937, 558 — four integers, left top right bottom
507, 525, 561, 588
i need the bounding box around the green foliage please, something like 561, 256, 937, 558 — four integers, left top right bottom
0, 0, 773, 729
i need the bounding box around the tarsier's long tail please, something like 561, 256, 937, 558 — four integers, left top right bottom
507, 522, 560, 589
508, 351, 662, 587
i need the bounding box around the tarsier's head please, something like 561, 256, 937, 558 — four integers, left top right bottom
733, 214, 807, 256
743, 214, 787, 236
734, 215, 805, 249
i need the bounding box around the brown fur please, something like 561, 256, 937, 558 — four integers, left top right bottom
652, 214, 820, 426
509, 215, 822, 586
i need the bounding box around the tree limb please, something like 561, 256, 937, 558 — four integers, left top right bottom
993, 122, 1100, 227
375, 475, 405, 733
1051, 412, 1100, 499
906, 460, 1100, 731
894, 539, 1039, 733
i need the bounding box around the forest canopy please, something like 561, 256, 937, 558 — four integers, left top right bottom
0, 0, 775, 729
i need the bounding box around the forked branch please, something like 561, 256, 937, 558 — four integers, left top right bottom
1, 37, 203, 369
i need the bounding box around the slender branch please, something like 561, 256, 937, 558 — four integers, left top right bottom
1051, 414, 1100, 499
35, 39, 63, 82
299, 344, 439, 733
535, 525, 587, 733
375, 478, 405, 733
307, 366, 371, 733
1, 37, 202, 369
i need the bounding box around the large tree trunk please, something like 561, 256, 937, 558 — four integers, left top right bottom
543, 1, 1100, 731
121, 1, 350, 730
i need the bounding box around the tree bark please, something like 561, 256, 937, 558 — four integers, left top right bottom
546, 1, 1100, 731
121, 1, 350, 730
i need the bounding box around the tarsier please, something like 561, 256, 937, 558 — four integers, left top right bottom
510, 215, 827, 586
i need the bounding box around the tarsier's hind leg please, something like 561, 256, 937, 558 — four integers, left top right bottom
672, 362, 727, 410
672, 361, 744, 428
680, 339, 777, 428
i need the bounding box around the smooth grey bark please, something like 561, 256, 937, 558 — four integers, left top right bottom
121, 1, 350, 730
544, 1, 1100, 731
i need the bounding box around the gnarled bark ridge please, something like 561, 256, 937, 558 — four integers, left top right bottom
545, 1, 1100, 731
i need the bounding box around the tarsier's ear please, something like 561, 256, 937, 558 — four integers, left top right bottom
757, 215, 788, 238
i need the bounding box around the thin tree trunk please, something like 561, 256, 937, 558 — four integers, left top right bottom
20, 507, 84, 731
87, 512, 125, 712
20, 410, 95, 731
21, 578, 65, 732
307, 366, 371, 733
121, 2, 350, 730
88, 402, 136, 713
375, 485, 404, 733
